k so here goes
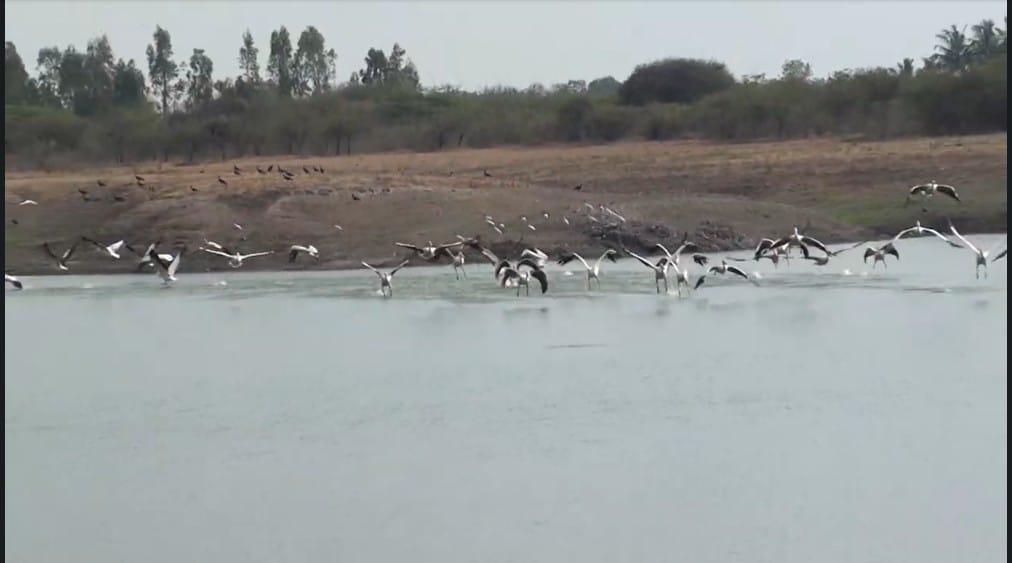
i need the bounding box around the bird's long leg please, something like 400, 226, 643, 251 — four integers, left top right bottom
664, 277, 669, 293
462, 266, 467, 279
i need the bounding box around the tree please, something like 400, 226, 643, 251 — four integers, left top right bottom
587, 76, 621, 97
57, 46, 92, 114
238, 30, 261, 86
618, 58, 735, 105
185, 48, 214, 109
35, 46, 63, 107
780, 59, 813, 81
293, 26, 336, 95
5, 42, 30, 104
970, 19, 1001, 62
896, 58, 915, 77
359, 48, 388, 84
267, 26, 294, 96
112, 59, 147, 106
146, 26, 179, 115
932, 25, 971, 72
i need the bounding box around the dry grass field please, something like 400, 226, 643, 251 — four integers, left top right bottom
4, 133, 1007, 274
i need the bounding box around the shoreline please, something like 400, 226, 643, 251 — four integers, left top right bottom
6, 134, 1007, 276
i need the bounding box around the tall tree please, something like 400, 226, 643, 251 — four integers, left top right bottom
238, 30, 261, 86
84, 35, 116, 112
293, 26, 336, 95
112, 58, 147, 106
267, 26, 294, 96
35, 46, 63, 106
896, 58, 915, 77
57, 46, 92, 113
780, 59, 813, 81
358, 48, 388, 84
970, 19, 1001, 61
146, 26, 179, 114
5, 42, 30, 104
185, 48, 214, 109
932, 25, 971, 72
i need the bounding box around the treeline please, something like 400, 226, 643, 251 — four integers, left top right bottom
4, 18, 1007, 169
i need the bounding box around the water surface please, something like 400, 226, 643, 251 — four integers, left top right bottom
5, 236, 1008, 562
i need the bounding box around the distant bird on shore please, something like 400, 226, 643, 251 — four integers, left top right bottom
42, 241, 80, 271
113, 194, 127, 202
82, 237, 127, 259
906, 181, 960, 211
573, 183, 582, 191
218, 176, 228, 186
256, 165, 266, 174
948, 221, 1003, 279
233, 165, 242, 175
288, 244, 320, 263
863, 242, 900, 269
483, 169, 492, 178
97, 180, 107, 187
5, 273, 23, 290
135, 175, 145, 182
190, 186, 199, 193
267, 164, 274, 172
558, 249, 617, 290
303, 166, 311, 174
362, 260, 409, 297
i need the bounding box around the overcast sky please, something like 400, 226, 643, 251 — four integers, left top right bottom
5, 1, 1006, 89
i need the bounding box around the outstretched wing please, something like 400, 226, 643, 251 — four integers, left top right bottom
883, 243, 900, 260
167, 250, 184, 277
516, 258, 542, 271
693, 276, 707, 290
726, 265, 750, 281
41, 242, 59, 261
993, 249, 1007, 262
829, 240, 867, 256
530, 269, 549, 294
389, 260, 411, 276
863, 248, 875, 263
394, 242, 423, 253
626, 250, 656, 270
238, 251, 273, 260
935, 184, 960, 202
799, 235, 829, 254
201, 248, 234, 259
947, 221, 979, 254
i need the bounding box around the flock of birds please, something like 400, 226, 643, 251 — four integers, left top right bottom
4, 180, 1007, 295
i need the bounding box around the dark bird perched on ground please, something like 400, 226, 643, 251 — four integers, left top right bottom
303, 166, 311, 174
97, 180, 107, 187
573, 183, 583, 191
256, 165, 266, 174
268, 164, 274, 172
218, 176, 228, 186
190, 186, 199, 192
483, 169, 492, 177
233, 164, 242, 175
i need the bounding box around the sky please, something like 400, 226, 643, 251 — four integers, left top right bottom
5, 1, 1007, 90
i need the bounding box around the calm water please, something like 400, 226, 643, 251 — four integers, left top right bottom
5, 236, 1008, 562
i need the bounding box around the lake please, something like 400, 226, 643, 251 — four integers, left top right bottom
4, 236, 1008, 562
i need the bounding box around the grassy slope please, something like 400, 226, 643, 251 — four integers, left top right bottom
4, 133, 1007, 274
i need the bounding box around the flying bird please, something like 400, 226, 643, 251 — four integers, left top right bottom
82, 237, 127, 259
42, 241, 81, 271
5, 273, 23, 290
948, 221, 1004, 279
18, 199, 38, 206
557, 249, 618, 290
361, 260, 410, 297
906, 181, 960, 211
394, 240, 463, 261
288, 244, 320, 263
694, 260, 755, 289
863, 242, 900, 269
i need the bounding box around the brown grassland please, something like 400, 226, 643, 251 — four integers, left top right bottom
4, 133, 1007, 274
